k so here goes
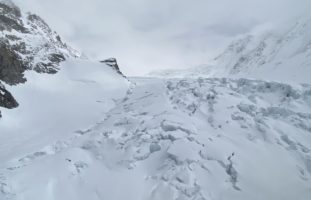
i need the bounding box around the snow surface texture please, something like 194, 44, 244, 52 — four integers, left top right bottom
149, 18, 311, 84
0, 58, 129, 169
1, 77, 311, 200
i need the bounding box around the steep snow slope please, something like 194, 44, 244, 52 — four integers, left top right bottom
0, 58, 129, 166
211, 18, 311, 83
0, 0, 129, 185
1, 77, 310, 200
149, 18, 311, 84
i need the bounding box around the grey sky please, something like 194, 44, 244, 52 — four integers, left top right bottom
14, 0, 311, 76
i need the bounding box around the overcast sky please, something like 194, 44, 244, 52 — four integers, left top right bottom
14, 0, 311, 76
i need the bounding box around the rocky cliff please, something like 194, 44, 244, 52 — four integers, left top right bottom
0, 0, 83, 117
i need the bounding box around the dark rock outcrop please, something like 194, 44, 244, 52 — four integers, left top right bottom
0, 1, 27, 33
0, 42, 27, 85
100, 58, 124, 76
0, 83, 18, 108
0, 82, 18, 117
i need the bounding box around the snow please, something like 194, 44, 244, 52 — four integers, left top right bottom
1, 77, 311, 200
1, 3, 311, 199
0, 59, 129, 165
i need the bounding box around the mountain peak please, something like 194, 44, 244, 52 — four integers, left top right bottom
0, 1, 80, 85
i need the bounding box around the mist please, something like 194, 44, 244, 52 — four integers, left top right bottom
14, 0, 311, 75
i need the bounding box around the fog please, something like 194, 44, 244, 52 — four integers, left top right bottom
14, 0, 311, 75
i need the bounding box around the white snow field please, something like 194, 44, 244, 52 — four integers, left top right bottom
1, 76, 311, 200
1, 1, 311, 199
0, 59, 129, 172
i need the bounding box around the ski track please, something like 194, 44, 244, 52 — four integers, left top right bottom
1, 77, 311, 200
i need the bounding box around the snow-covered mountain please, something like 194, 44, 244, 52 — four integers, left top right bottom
149, 18, 311, 84
0, 0, 129, 164
1, 1, 311, 200
0, 0, 126, 118
0, 0, 81, 117
0, 0, 81, 85
212, 18, 311, 83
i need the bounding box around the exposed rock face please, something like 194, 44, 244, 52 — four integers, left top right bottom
0, 0, 80, 85
100, 58, 124, 76
0, 0, 80, 116
0, 1, 26, 33
0, 42, 26, 85
0, 82, 18, 108
0, 82, 18, 117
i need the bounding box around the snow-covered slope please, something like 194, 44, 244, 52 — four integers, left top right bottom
211, 18, 311, 83
0, 0, 129, 164
0, 0, 127, 117
0, 0, 129, 173
1, 77, 311, 200
149, 18, 311, 84
0, 58, 129, 163
1, 1, 311, 200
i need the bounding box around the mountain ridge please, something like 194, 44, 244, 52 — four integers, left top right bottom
0, 0, 126, 118
0, 0, 81, 85
149, 17, 311, 84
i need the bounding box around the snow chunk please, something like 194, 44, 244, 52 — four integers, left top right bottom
149, 143, 161, 153
167, 139, 201, 163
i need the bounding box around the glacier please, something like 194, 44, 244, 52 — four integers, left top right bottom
1, 0, 311, 200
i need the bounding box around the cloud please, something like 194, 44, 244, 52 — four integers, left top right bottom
13, 0, 311, 75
